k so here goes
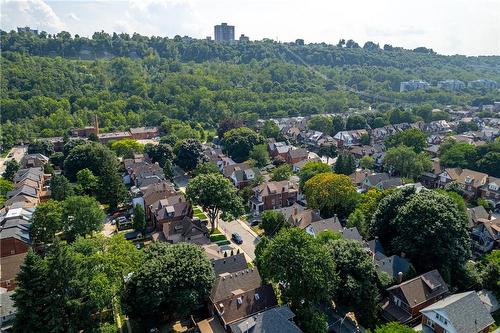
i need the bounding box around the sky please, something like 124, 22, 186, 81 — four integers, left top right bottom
1, 0, 500, 56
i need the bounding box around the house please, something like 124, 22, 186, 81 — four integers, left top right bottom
223, 162, 251, 179
212, 253, 248, 275
304, 216, 342, 237
468, 206, 491, 228
274, 202, 306, 220
231, 167, 261, 189
471, 216, 499, 254
480, 177, 500, 210
334, 129, 368, 146
292, 157, 321, 173
0, 252, 27, 291
129, 127, 159, 140
151, 194, 192, 231
250, 181, 298, 213
209, 268, 278, 330
349, 170, 371, 188
420, 291, 494, 333
228, 306, 304, 333
361, 173, 403, 191
420, 158, 442, 189
163, 217, 209, 244
438, 168, 488, 198
286, 148, 308, 165
20, 153, 49, 168
268, 142, 291, 160
142, 181, 177, 218
381, 269, 449, 325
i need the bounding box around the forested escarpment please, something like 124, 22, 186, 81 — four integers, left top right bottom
1, 30, 499, 147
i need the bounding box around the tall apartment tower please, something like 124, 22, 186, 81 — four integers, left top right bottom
214, 23, 235, 42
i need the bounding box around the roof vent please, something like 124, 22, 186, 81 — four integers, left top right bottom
255, 293, 260, 300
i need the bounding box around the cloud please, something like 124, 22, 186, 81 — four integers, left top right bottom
1, 0, 66, 32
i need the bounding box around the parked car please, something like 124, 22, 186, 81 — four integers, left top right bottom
231, 233, 243, 244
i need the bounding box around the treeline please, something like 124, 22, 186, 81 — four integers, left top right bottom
3, 30, 500, 75
2, 30, 500, 148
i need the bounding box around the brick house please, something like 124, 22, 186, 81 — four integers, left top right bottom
129, 127, 159, 140
420, 291, 494, 333
438, 168, 488, 198
250, 181, 298, 213
381, 269, 449, 325
286, 148, 308, 165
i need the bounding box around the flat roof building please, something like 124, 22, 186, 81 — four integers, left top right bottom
214, 23, 235, 42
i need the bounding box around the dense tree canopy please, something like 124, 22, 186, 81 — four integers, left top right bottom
304, 172, 359, 218
385, 128, 427, 152
124, 242, 215, 321
383, 145, 431, 179
221, 127, 264, 163
298, 161, 332, 191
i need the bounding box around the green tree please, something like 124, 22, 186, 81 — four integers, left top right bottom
0, 177, 13, 205
334, 154, 356, 175
476, 151, 500, 177
391, 190, 471, 284
110, 138, 144, 158
124, 242, 215, 320
304, 172, 359, 218
12, 250, 49, 332
2, 159, 19, 181
298, 161, 332, 191
260, 210, 287, 236
28, 139, 55, 156
50, 174, 74, 201
385, 128, 427, 152
217, 116, 243, 139
271, 164, 292, 181
439, 141, 477, 168
295, 305, 328, 333
63, 196, 105, 241
383, 146, 431, 178
347, 208, 368, 239
163, 159, 174, 180
133, 204, 146, 234
221, 127, 264, 163
360, 133, 371, 145
174, 139, 206, 171
370, 187, 417, 250
328, 239, 379, 327
480, 250, 500, 298
261, 120, 281, 139
30, 199, 64, 244
249, 144, 270, 167
346, 114, 367, 130
256, 228, 338, 309
359, 155, 374, 170
307, 115, 333, 134
75, 168, 98, 195
144, 143, 173, 167
316, 229, 342, 243
193, 161, 220, 176
186, 173, 244, 230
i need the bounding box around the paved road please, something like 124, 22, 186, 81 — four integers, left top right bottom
218, 219, 260, 260
0, 146, 27, 174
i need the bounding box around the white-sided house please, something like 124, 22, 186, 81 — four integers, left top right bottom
420, 291, 494, 333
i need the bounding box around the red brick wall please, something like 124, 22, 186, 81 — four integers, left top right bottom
0, 238, 29, 257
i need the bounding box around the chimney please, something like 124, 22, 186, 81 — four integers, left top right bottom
397, 272, 403, 284
94, 114, 99, 136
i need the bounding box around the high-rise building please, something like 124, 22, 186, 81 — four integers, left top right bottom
239, 34, 249, 42
437, 79, 465, 91
214, 23, 235, 42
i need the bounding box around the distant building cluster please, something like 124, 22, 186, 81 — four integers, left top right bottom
17, 26, 38, 35
214, 22, 249, 43
399, 80, 430, 92
400, 79, 498, 92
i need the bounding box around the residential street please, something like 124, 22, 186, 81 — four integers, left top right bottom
218, 218, 260, 260
0, 145, 27, 174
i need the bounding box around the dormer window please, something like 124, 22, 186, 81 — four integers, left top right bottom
465, 176, 472, 184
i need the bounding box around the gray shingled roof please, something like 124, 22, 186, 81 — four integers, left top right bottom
421, 291, 494, 333
212, 253, 248, 275
229, 306, 303, 333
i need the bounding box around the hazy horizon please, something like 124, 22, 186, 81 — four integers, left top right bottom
2, 0, 500, 57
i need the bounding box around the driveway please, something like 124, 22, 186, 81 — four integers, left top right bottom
172, 165, 189, 193
0, 145, 27, 174
218, 219, 260, 260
